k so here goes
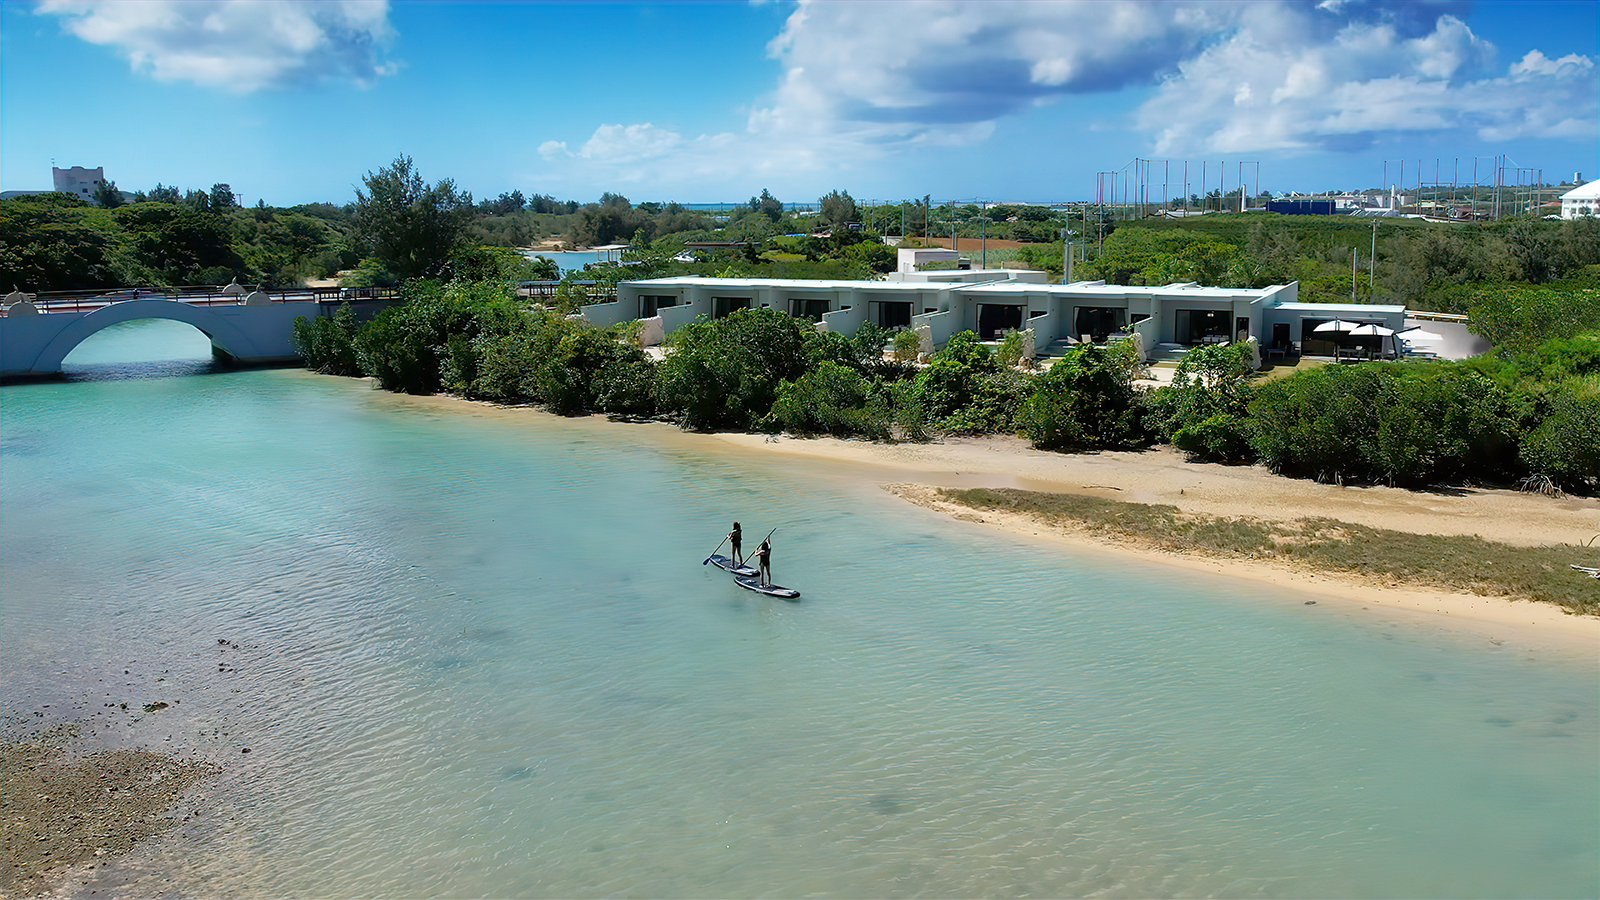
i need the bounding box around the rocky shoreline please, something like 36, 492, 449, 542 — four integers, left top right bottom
1, 727, 219, 897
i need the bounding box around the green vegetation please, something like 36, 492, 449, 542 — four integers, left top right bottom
11, 154, 1595, 498
351, 155, 473, 283
1016, 343, 1144, 450
1075, 213, 1599, 310
938, 487, 1598, 615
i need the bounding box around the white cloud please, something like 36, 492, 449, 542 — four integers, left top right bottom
1138, 10, 1595, 154
35, 0, 396, 92
532, 0, 1596, 195
577, 124, 684, 163
752, 0, 1238, 148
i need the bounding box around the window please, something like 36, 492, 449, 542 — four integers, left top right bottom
640, 295, 676, 317
1072, 306, 1126, 342
712, 296, 750, 319
790, 298, 831, 322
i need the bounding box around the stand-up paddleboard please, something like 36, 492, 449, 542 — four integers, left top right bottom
734, 575, 800, 599
706, 554, 759, 578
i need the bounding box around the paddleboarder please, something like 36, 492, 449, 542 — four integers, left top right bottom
751, 536, 772, 587
728, 522, 743, 565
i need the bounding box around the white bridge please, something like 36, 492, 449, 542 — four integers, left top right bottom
0, 286, 397, 379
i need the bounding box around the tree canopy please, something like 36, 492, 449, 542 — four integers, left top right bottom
352, 155, 473, 282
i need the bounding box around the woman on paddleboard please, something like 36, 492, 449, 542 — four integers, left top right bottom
728, 522, 743, 565
751, 537, 772, 586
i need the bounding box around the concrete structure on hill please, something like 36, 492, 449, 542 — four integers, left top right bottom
586, 272, 1409, 363
52, 165, 104, 202
1559, 181, 1598, 219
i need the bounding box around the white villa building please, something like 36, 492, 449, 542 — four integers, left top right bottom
1559, 181, 1598, 219
52, 165, 104, 201
583, 270, 1409, 363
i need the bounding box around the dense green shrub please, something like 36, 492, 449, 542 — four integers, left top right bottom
353, 278, 520, 394
655, 307, 813, 431
1519, 375, 1600, 491
913, 331, 1029, 435
290, 302, 361, 376
1469, 287, 1600, 355
1145, 342, 1256, 462
1248, 362, 1518, 485
765, 361, 928, 441
1016, 344, 1146, 450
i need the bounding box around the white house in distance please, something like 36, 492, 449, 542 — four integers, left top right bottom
52, 165, 104, 201
586, 271, 1409, 362
1559, 181, 1598, 219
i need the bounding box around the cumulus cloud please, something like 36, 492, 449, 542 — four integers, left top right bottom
35, 0, 396, 92
1136, 8, 1595, 154
753, 0, 1239, 147
532, 0, 1594, 193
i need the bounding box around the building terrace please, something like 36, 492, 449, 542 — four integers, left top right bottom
583, 272, 1412, 364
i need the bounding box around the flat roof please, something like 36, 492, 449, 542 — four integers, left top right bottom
1275, 302, 1406, 313
625, 276, 956, 293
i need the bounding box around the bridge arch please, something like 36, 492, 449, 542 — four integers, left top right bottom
31, 300, 264, 374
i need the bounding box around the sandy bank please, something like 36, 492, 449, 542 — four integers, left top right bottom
349, 384, 1600, 649
705, 432, 1599, 648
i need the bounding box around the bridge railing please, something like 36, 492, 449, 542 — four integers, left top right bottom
2, 285, 402, 316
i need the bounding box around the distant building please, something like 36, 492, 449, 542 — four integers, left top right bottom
1266, 199, 1336, 216
52, 165, 104, 201
1559, 181, 1598, 219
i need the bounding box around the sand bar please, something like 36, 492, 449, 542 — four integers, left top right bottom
706, 431, 1599, 647
353, 382, 1600, 650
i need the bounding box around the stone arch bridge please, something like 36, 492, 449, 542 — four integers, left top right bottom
0, 288, 398, 379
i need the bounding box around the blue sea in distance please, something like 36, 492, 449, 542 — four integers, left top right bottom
1, 318, 1596, 898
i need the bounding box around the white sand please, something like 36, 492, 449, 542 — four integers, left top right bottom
707, 432, 1599, 651
356, 385, 1600, 653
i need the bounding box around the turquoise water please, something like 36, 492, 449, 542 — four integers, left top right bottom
2, 320, 1597, 898
526, 250, 602, 275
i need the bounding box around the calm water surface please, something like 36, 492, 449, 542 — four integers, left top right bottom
1, 320, 1595, 898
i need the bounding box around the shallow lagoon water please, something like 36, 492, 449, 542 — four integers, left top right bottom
1, 320, 1596, 898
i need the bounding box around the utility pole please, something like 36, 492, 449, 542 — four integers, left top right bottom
1061, 225, 1072, 284
1369, 218, 1378, 290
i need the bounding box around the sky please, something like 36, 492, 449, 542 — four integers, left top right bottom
2, 0, 1596, 207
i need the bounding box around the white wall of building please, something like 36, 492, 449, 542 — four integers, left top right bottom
52, 165, 104, 201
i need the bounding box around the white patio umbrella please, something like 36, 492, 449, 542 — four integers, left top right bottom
1348, 323, 1395, 336
1348, 323, 1397, 358
1397, 327, 1444, 343
1311, 319, 1361, 359
1396, 327, 1445, 358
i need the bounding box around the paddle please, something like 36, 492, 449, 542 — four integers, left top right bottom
702, 534, 729, 566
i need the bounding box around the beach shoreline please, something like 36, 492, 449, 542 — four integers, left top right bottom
350, 381, 1600, 651
711, 431, 1600, 649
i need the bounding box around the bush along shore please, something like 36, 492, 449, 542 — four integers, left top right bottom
295, 272, 1600, 498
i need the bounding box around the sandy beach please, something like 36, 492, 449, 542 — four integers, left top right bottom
381, 380, 1600, 647
696, 430, 1600, 647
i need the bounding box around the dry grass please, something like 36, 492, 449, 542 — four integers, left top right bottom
940, 487, 1600, 615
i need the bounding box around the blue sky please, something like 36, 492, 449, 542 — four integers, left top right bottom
3, 0, 1595, 207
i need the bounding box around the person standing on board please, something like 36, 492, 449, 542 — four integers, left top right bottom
728, 522, 743, 565
751, 537, 772, 586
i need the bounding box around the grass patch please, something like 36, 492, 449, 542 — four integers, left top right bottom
939, 487, 1599, 615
